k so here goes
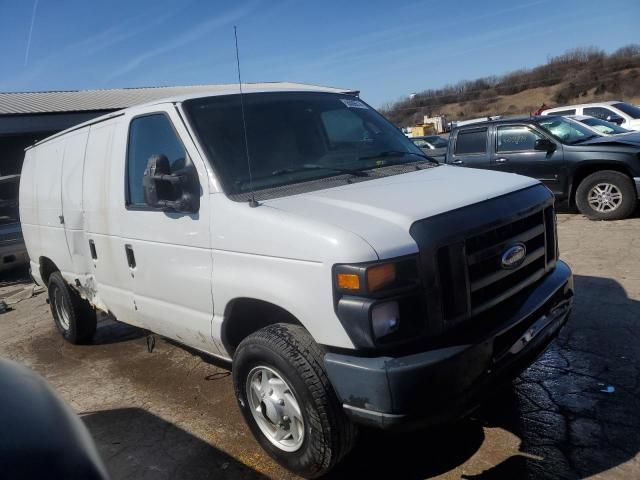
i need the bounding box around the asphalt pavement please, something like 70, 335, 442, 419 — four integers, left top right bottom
0, 213, 638, 479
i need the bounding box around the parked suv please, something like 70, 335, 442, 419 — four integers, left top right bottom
541, 101, 640, 131
20, 84, 573, 478
446, 116, 640, 220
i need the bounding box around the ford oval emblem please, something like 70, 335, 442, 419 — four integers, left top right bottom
501, 243, 527, 269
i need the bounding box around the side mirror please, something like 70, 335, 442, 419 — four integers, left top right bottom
606, 115, 624, 125
142, 154, 199, 213
534, 138, 556, 152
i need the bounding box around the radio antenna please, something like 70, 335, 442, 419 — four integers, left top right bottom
234, 26, 259, 207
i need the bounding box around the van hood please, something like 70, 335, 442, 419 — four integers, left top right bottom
264, 165, 539, 259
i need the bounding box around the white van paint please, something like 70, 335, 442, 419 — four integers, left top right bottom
20, 84, 542, 357
20, 83, 575, 476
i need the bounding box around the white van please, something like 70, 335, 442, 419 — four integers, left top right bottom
20, 83, 573, 478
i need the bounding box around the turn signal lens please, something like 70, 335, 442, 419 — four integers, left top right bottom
367, 263, 396, 292
337, 273, 361, 290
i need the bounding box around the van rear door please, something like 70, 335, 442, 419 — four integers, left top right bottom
34, 139, 71, 273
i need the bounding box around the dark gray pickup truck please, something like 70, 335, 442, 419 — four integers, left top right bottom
445, 116, 640, 220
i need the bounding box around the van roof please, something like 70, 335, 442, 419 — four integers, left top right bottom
24, 82, 358, 150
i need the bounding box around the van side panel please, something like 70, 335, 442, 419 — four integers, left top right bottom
34, 139, 72, 275
82, 120, 139, 325
84, 123, 116, 236
62, 129, 91, 275
19, 149, 42, 283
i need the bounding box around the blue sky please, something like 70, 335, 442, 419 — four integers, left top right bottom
0, 0, 638, 107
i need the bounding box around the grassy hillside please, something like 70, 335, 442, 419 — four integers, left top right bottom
381, 45, 640, 126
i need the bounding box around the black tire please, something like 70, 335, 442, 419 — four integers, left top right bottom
575, 170, 637, 220
48, 272, 97, 344
233, 323, 356, 478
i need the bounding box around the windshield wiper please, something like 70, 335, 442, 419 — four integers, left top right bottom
234, 164, 368, 190
358, 150, 439, 164
271, 164, 369, 177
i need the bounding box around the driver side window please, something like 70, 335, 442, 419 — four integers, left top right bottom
496, 126, 543, 152
126, 114, 186, 206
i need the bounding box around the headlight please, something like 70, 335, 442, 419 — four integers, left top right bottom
367, 263, 396, 291
335, 262, 396, 293
332, 256, 424, 348
334, 259, 414, 295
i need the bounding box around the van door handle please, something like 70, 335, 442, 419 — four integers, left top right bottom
451, 159, 464, 165
89, 240, 97, 260
495, 157, 509, 164
124, 244, 136, 269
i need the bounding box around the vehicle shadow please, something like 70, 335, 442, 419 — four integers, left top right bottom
327, 421, 486, 479
92, 314, 147, 345
328, 274, 640, 479
82, 407, 267, 480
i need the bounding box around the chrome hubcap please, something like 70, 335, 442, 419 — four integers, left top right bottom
53, 287, 71, 330
588, 183, 622, 213
246, 366, 304, 452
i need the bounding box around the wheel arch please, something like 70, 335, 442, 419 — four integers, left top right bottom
569, 162, 635, 206
39, 257, 60, 286
221, 297, 304, 356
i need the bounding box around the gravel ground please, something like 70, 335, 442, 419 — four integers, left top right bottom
0, 213, 638, 479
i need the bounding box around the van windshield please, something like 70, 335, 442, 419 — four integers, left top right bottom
183, 92, 430, 197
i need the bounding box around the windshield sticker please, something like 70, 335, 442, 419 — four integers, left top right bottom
341, 98, 368, 109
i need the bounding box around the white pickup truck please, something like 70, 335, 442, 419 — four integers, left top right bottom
19, 83, 573, 478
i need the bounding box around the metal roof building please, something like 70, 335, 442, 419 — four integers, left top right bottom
0, 82, 355, 175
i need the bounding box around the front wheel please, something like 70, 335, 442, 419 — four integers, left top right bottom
575, 170, 637, 220
233, 323, 356, 478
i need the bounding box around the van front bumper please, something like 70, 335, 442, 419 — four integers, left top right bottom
324, 260, 573, 430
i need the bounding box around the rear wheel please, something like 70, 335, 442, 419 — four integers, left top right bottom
575, 170, 637, 220
48, 272, 96, 344
233, 323, 356, 478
